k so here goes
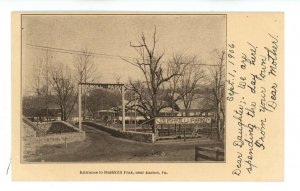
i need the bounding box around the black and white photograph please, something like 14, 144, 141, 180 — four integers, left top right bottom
21, 14, 226, 163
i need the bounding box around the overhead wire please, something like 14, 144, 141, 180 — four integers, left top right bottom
26, 43, 222, 66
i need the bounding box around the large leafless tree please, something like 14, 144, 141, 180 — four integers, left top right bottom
74, 48, 100, 120
207, 50, 226, 141
166, 53, 188, 115
123, 28, 181, 133
167, 53, 205, 116
178, 59, 205, 116
49, 63, 76, 121
30, 49, 52, 121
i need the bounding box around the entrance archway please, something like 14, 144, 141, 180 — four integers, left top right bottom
78, 82, 125, 131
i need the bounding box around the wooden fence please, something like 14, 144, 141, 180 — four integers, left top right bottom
195, 146, 224, 161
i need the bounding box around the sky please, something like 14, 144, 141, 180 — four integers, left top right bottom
22, 14, 226, 94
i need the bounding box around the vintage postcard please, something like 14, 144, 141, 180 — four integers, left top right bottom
12, 12, 283, 181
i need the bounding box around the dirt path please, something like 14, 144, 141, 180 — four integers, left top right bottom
29, 125, 223, 162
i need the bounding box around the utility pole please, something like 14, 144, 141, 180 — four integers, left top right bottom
83, 66, 87, 120
78, 84, 82, 131
45, 48, 50, 122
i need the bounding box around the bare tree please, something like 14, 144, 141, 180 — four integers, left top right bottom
30, 49, 53, 121
114, 75, 121, 84
86, 89, 121, 120
178, 58, 205, 116
31, 58, 44, 96
29, 58, 44, 121
42, 49, 52, 122
125, 80, 157, 121
166, 53, 204, 116
123, 27, 181, 134
166, 53, 185, 115
74, 48, 99, 83
208, 50, 226, 141
49, 63, 76, 121
74, 48, 100, 120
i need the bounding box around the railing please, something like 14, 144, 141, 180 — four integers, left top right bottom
139, 118, 155, 126
195, 146, 224, 161
138, 118, 155, 132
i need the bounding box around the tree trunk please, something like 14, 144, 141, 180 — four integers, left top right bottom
185, 108, 190, 117
152, 92, 158, 135
216, 101, 221, 141
60, 106, 64, 121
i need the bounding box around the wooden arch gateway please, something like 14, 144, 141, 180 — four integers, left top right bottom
78, 82, 125, 131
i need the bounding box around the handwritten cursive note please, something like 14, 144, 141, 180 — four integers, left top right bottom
228, 33, 280, 176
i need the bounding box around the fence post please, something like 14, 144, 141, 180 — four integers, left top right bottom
195, 146, 198, 161
64, 138, 68, 151
184, 127, 186, 142
121, 85, 125, 132
175, 124, 177, 135
216, 149, 221, 161
210, 120, 213, 140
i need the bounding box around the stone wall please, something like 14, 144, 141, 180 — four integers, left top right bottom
37, 131, 86, 146
83, 122, 155, 143
22, 119, 86, 161
23, 120, 37, 137
22, 122, 37, 161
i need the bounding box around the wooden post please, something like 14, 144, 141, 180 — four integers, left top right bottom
121, 85, 125, 131
175, 124, 177, 135
78, 84, 82, 131
216, 149, 220, 161
153, 118, 157, 137
64, 138, 68, 151
210, 119, 213, 140
184, 127, 186, 142
134, 96, 137, 131
179, 124, 181, 136
195, 146, 198, 161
